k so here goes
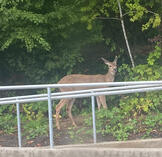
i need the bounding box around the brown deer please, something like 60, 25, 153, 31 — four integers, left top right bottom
56, 56, 118, 129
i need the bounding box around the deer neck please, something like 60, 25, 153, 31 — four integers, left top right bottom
105, 70, 116, 82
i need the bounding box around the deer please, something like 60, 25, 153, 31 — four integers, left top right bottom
55, 56, 118, 129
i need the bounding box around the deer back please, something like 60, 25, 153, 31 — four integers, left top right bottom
58, 56, 117, 91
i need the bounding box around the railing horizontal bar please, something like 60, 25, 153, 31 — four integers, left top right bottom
0, 81, 162, 90
1, 84, 162, 101
0, 86, 162, 105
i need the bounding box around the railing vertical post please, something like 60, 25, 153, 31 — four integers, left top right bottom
16, 99, 22, 147
91, 95, 97, 143
47, 87, 54, 148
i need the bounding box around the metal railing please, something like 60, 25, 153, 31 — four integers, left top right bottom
0, 81, 162, 148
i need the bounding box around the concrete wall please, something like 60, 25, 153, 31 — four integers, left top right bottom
57, 138, 162, 148
0, 138, 162, 157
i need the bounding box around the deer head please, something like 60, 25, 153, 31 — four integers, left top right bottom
101, 56, 118, 75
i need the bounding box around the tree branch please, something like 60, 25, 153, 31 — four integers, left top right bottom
96, 16, 120, 21
123, 10, 159, 17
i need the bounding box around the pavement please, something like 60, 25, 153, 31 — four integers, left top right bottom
0, 138, 162, 157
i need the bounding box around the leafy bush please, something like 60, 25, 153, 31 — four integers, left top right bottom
0, 114, 17, 134
142, 112, 162, 138
0, 105, 17, 134
84, 108, 137, 140
118, 44, 162, 116
23, 119, 48, 139
0, 101, 49, 139
22, 102, 49, 139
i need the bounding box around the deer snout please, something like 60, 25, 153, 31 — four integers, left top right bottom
114, 68, 117, 72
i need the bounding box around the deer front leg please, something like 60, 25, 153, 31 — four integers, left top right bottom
98, 95, 107, 109
56, 99, 69, 130
96, 96, 102, 110
66, 98, 77, 127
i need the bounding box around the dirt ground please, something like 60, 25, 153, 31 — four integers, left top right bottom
0, 115, 161, 147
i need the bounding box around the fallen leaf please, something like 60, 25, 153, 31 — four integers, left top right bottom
27, 140, 34, 144
36, 143, 41, 147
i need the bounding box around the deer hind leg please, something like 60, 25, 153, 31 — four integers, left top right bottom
56, 99, 71, 130
98, 95, 107, 109
96, 96, 102, 110
66, 98, 77, 127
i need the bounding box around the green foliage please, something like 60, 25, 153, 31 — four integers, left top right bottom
80, 0, 161, 31
22, 101, 48, 139
0, 105, 17, 134
118, 44, 162, 115
23, 102, 48, 121
0, 0, 103, 52
142, 112, 162, 138
142, 14, 161, 31
23, 119, 48, 139
0, 0, 104, 85
120, 45, 161, 80
84, 108, 137, 141
126, 1, 161, 31
84, 102, 161, 141
118, 45, 162, 138
147, 44, 161, 66
0, 101, 49, 139
0, 114, 17, 134
0, 1, 50, 51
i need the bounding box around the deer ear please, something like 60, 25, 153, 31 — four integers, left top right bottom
101, 57, 111, 65
113, 56, 118, 63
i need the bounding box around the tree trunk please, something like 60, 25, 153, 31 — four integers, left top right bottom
117, 0, 135, 68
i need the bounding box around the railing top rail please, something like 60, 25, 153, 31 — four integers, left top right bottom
0, 85, 162, 105
1, 84, 162, 102
0, 81, 162, 90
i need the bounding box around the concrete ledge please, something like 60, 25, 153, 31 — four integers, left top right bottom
56, 138, 162, 149
0, 148, 162, 157
0, 138, 162, 157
